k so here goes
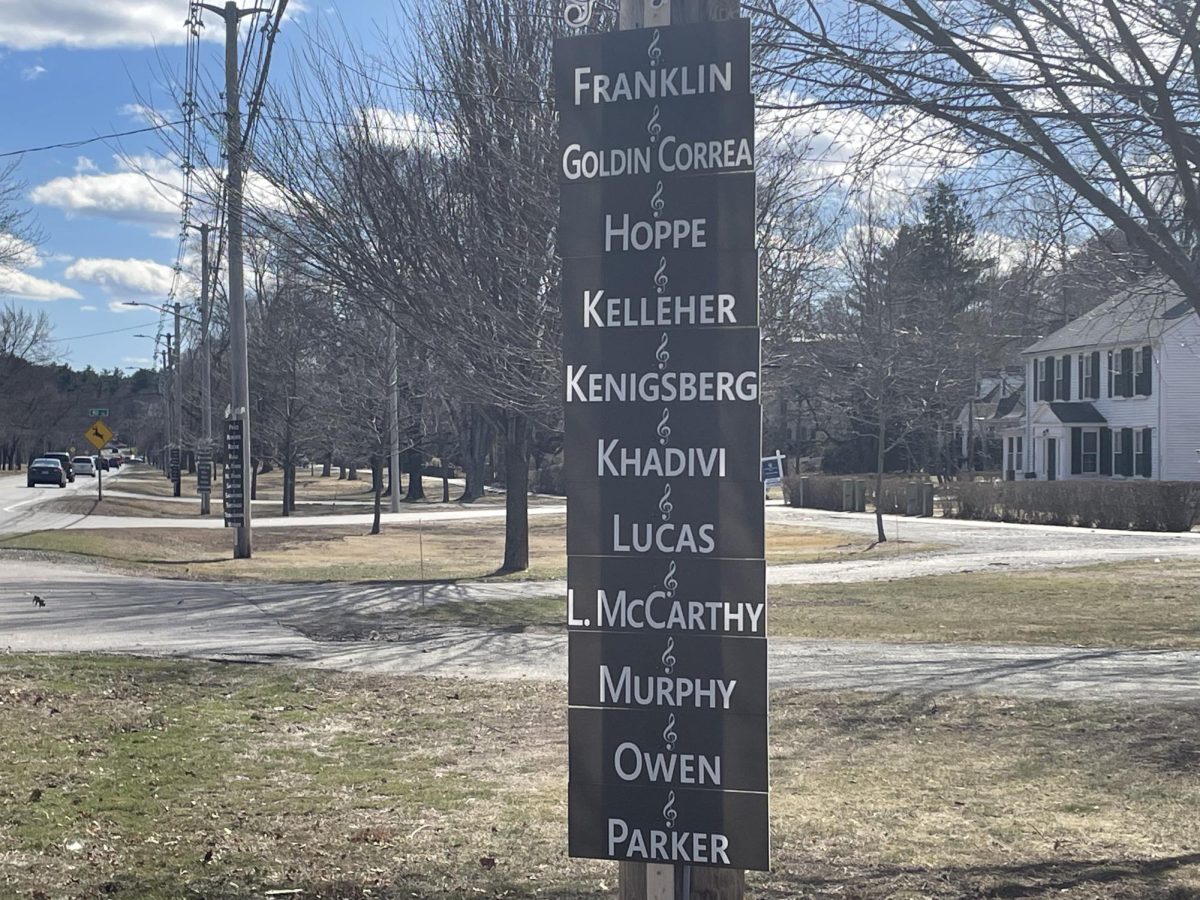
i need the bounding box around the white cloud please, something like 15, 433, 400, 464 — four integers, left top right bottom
80, 304, 98, 312
0, 232, 42, 268
0, 1, 306, 50
74, 156, 97, 174
31, 153, 182, 228
0, 267, 82, 301
66, 256, 176, 295
20, 64, 46, 81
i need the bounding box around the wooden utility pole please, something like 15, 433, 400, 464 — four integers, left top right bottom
173, 300, 183, 497
199, 2, 269, 557
615, 4, 747, 898
199, 223, 213, 515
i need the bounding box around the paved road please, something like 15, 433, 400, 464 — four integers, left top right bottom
3, 560, 1198, 701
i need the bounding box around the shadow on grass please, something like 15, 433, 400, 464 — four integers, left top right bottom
60, 852, 1200, 900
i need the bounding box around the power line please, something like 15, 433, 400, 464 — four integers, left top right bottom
0, 121, 188, 160
47, 321, 161, 343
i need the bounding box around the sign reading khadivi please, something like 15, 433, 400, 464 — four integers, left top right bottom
556, 18, 768, 872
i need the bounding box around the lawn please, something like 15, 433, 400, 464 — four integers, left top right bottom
1, 656, 1198, 898
0, 520, 925, 584
768, 559, 1200, 649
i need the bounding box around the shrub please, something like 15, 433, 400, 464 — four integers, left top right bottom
782, 475, 848, 511
941, 480, 1200, 532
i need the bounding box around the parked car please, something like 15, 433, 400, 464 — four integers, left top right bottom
27, 458, 66, 488
96, 456, 110, 471
41, 453, 75, 482
72, 456, 96, 477
108, 455, 122, 469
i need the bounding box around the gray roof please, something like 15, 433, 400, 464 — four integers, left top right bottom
1047, 402, 1107, 424
1024, 280, 1196, 354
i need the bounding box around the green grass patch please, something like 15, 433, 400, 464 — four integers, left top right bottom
2, 656, 1199, 898
769, 559, 1200, 648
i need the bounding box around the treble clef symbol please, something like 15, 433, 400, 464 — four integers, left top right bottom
657, 408, 671, 446
647, 29, 662, 67
663, 791, 678, 830
661, 636, 676, 673
663, 713, 677, 751
655, 332, 670, 370
563, 0, 595, 28
647, 105, 662, 144
651, 180, 665, 219
658, 483, 673, 522
654, 256, 669, 295
663, 560, 678, 598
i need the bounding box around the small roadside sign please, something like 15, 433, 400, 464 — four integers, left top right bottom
85, 419, 114, 451
89, 408, 109, 417
761, 452, 784, 487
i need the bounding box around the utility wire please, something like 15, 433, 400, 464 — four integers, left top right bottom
47, 321, 161, 343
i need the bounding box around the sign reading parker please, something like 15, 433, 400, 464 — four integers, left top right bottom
557, 17, 768, 872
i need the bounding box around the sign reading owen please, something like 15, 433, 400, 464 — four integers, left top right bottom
556, 18, 768, 872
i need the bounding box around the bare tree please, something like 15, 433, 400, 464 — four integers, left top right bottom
753, 0, 1200, 313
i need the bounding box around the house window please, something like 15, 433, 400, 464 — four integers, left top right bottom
1134, 350, 1145, 376
1135, 428, 1151, 478
1082, 429, 1099, 474
1054, 357, 1065, 399
1113, 430, 1123, 474
1014, 436, 1024, 471
1109, 350, 1122, 397
1081, 354, 1093, 397
1035, 359, 1046, 401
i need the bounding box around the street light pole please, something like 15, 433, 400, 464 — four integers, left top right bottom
389, 321, 401, 514
173, 300, 183, 497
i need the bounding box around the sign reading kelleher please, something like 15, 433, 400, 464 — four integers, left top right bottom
556, 17, 768, 872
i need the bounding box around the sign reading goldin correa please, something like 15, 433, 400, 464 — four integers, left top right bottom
556, 17, 768, 872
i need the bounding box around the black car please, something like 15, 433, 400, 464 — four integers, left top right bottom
27, 458, 67, 488
42, 453, 75, 482
97, 456, 110, 471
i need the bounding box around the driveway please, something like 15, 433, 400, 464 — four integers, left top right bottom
4, 559, 1199, 702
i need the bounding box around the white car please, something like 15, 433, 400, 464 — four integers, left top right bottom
72, 456, 96, 477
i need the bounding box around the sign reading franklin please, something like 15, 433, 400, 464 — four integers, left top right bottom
556, 16, 768, 873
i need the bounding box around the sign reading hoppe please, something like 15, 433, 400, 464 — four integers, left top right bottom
556, 17, 768, 872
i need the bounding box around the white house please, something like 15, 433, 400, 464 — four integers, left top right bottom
1004, 282, 1200, 482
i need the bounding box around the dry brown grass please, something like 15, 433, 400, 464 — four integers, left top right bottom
0, 517, 922, 584
2, 655, 1198, 899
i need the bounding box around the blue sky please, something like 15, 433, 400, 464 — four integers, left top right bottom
0, 1, 380, 372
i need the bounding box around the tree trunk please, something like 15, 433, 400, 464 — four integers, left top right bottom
443, 458, 451, 503
384, 456, 396, 498
405, 448, 426, 501
875, 398, 887, 544
500, 410, 530, 573
458, 407, 492, 502
348, 463, 359, 481
322, 455, 331, 477
370, 455, 383, 535
251, 457, 259, 501
282, 462, 291, 517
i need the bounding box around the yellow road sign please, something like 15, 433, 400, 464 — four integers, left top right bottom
85, 419, 113, 450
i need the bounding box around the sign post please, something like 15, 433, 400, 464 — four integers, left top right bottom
556, 4, 764, 896
761, 451, 785, 498
84, 418, 114, 503
197, 446, 213, 514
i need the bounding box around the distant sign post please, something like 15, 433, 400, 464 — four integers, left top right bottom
197, 447, 213, 508
84, 418, 113, 501
761, 452, 784, 496
88, 408, 109, 418
223, 419, 245, 528
556, 16, 768, 876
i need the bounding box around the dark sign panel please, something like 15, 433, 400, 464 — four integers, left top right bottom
558, 16, 766, 872
561, 250, 759, 332
568, 630, 766, 715
560, 96, 754, 185
169, 447, 181, 483
559, 172, 756, 260
566, 477, 765, 559
197, 448, 213, 494
568, 781, 768, 871
566, 556, 766, 637
554, 19, 752, 107
223, 419, 245, 528
569, 707, 767, 792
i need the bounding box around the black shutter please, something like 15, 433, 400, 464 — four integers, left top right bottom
1121, 428, 1134, 476
1032, 361, 1040, 402
1121, 348, 1134, 397
1091, 351, 1101, 398
1138, 345, 1152, 396
1141, 429, 1153, 478
1078, 355, 1084, 399
1062, 354, 1072, 400
1107, 350, 1114, 397
1071, 427, 1083, 475
1044, 356, 1055, 401
1100, 428, 1113, 475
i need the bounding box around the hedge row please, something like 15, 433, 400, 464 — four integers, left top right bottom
782, 474, 921, 513
943, 480, 1200, 532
